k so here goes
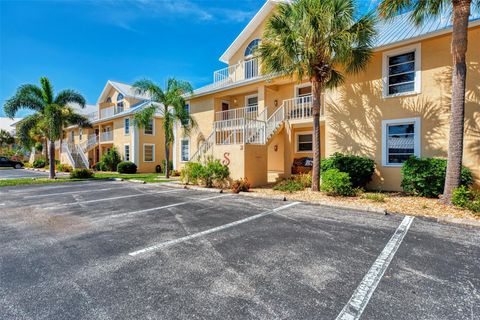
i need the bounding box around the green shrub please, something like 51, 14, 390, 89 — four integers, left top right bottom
231, 178, 251, 193
202, 158, 230, 188
32, 159, 46, 168
273, 179, 305, 192
100, 147, 121, 171
161, 159, 174, 173
70, 168, 94, 179
321, 153, 375, 188
362, 192, 386, 203
320, 169, 357, 196
34, 142, 43, 152
95, 161, 107, 171
57, 163, 73, 172
180, 158, 229, 187
181, 162, 204, 185
401, 157, 473, 198
294, 173, 312, 188
452, 186, 471, 208
452, 186, 480, 213
117, 161, 137, 174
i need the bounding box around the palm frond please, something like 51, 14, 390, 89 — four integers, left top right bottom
3, 85, 45, 117
378, 0, 413, 19
65, 113, 92, 129
43, 104, 63, 140
55, 89, 86, 107
40, 77, 54, 104
133, 105, 156, 129
16, 114, 42, 148
133, 79, 164, 102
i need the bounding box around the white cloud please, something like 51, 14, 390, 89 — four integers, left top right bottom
90, 0, 257, 31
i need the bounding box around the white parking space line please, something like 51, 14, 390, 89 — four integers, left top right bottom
23, 186, 132, 198
105, 194, 233, 220
41, 188, 184, 208
335, 215, 415, 320
128, 201, 300, 257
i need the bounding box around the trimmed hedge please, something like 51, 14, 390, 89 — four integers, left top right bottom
320, 168, 357, 196
321, 153, 374, 188
95, 161, 107, 171
70, 168, 94, 179
117, 161, 137, 174
401, 157, 473, 198
32, 159, 46, 168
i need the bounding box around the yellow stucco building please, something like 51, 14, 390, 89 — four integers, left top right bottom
58, 80, 169, 173
173, 0, 480, 190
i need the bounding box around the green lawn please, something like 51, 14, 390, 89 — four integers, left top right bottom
0, 172, 171, 187
93, 172, 170, 183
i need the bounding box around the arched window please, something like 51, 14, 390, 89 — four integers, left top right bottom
117, 93, 124, 101
105, 97, 112, 103
244, 39, 260, 57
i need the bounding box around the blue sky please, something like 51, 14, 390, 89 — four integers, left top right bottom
0, 0, 378, 118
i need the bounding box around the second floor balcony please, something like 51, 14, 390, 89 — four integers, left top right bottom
100, 131, 114, 142
212, 58, 260, 89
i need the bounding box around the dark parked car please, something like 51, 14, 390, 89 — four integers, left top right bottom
0, 156, 24, 169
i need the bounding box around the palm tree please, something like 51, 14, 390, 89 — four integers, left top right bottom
4, 77, 91, 179
258, 0, 376, 191
378, 1, 478, 204
0, 129, 15, 151
133, 78, 197, 179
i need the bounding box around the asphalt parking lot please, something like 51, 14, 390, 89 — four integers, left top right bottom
0, 168, 67, 180
0, 180, 479, 319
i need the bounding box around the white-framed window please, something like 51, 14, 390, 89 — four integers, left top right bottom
124, 144, 130, 161
143, 144, 154, 162
181, 103, 190, 126
295, 83, 312, 97
382, 117, 420, 167
245, 94, 258, 113
181, 138, 190, 162
124, 118, 130, 135
296, 131, 313, 153
382, 43, 421, 97
144, 119, 154, 135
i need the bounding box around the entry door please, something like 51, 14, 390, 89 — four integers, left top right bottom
221, 102, 229, 120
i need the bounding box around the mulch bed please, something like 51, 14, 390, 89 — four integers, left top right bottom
250, 187, 480, 223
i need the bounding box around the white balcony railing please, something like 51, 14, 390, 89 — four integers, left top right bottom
212, 58, 260, 90
100, 131, 113, 142
284, 95, 322, 120
215, 105, 259, 121
87, 111, 99, 122
100, 106, 124, 119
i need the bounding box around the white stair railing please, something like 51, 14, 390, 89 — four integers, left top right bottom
265, 104, 285, 140
76, 145, 89, 168
61, 142, 75, 168
244, 119, 266, 144
214, 106, 259, 121
189, 131, 215, 161
79, 135, 98, 153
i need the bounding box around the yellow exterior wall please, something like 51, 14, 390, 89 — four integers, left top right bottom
138, 117, 168, 173
179, 24, 479, 190
325, 27, 480, 190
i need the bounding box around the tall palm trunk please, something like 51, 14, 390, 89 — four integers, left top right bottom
165, 143, 170, 179
311, 80, 322, 191
442, 0, 471, 204
49, 140, 56, 179
44, 138, 49, 162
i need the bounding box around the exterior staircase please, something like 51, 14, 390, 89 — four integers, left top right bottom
189, 95, 316, 161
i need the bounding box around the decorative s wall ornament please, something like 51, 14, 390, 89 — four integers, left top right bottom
274, 144, 278, 152
222, 152, 231, 166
